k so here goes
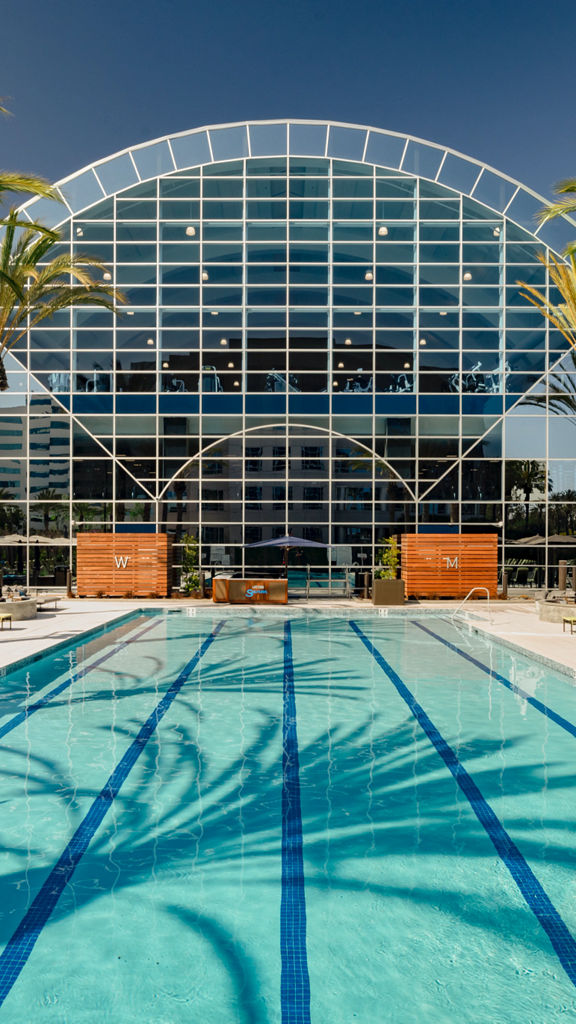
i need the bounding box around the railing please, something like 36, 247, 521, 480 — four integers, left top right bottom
305, 565, 352, 599
451, 587, 494, 624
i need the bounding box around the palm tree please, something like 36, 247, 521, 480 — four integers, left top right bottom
518, 250, 576, 350
0, 209, 125, 390
537, 178, 576, 256
507, 460, 550, 530
518, 179, 576, 346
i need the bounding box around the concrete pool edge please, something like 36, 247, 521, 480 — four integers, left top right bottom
461, 620, 576, 680
0, 607, 148, 677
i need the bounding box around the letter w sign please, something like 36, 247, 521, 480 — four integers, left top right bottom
114, 555, 130, 569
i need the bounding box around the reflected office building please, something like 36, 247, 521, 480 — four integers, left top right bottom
2, 120, 576, 588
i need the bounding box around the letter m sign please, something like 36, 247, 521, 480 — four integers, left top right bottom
443, 556, 458, 569
114, 555, 130, 569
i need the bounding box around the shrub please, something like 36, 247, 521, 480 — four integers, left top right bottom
374, 539, 400, 580
180, 534, 200, 595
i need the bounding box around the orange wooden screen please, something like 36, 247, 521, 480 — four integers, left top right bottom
400, 533, 498, 599
76, 533, 173, 597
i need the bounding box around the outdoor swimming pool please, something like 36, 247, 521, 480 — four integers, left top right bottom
0, 607, 575, 1022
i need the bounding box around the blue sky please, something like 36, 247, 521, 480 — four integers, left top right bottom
2, 0, 575, 200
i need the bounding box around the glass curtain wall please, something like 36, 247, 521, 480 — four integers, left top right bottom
0, 146, 574, 588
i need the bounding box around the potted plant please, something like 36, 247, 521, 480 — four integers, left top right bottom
372, 539, 405, 605
180, 533, 202, 598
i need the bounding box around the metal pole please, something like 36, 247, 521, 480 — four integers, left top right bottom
66, 569, 72, 599
559, 560, 567, 593
501, 572, 508, 600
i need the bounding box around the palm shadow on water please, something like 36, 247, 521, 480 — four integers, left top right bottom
0, 632, 575, 1018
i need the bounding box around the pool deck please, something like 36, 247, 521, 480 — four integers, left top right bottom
0, 597, 575, 680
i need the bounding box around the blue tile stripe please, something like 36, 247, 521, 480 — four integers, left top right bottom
349, 619, 576, 990
281, 621, 311, 1024
412, 620, 576, 741
0, 615, 162, 744
0, 620, 225, 1008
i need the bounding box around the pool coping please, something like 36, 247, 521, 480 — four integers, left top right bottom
0, 608, 147, 677
454, 617, 576, 681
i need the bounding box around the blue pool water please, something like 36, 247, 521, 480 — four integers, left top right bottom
0, 607, 575, 1022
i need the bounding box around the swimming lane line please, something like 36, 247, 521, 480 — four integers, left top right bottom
0, 620, 224, 1008
350, 619, 576, 991
412, 620, 576, 741
0, 615, 162, 744
281, 620, 311, 1024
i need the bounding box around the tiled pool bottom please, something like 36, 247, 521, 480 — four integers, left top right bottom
0, 608, 575, 1022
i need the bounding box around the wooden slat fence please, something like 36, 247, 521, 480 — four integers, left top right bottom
76, 533, 173, 597
400, 533, 498, 599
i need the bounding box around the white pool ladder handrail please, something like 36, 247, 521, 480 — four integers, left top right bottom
451, 587, 494, 624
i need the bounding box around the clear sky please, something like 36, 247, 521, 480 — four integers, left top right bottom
2, 0, 575, 201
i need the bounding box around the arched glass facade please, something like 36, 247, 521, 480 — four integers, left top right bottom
2, 120, 576, 588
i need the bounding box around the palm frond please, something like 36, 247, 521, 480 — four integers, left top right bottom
0, 269, 25, 303
0, 219, 125, 364
0, 215, 58, 239
537, 197, 576, 225
554, 179, 576, 195
518, 250, 576, 350
0, 171, 58, 202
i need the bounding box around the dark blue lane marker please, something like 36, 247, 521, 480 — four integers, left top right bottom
0, 620, 224, 1009
0, 615, 162, 744
349, 619, 576, 990
412, 620, 576, 741
281, 621, 311, 1024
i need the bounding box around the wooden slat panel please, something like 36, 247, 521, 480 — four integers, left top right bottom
400, 533, 498, 598
77, 534, 173, 597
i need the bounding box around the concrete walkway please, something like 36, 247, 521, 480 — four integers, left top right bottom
0, 597, 575, 681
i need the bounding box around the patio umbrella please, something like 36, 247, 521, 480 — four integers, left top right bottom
510, 534, 546, 545
245, 533, 330, 551
28, 535, 68, 546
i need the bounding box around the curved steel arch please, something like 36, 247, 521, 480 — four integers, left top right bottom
17, 118, 576, 254
159, 421, 417, 503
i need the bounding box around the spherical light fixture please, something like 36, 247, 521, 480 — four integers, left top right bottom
185, 226, 196, 237
378, 226, 388, 236
344, 338, 352, 346
463, 271, 473, 281
220, 338, 228, 346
